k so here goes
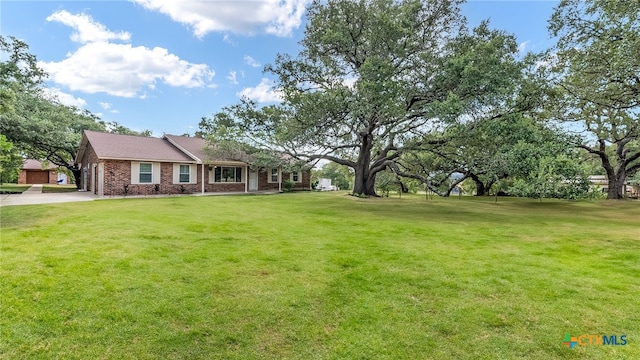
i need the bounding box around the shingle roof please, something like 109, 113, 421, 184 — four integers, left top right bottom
163, 135, 208, 162
82, 131, 195, 162
22, 159, 56, 170
163, 135, 251, 163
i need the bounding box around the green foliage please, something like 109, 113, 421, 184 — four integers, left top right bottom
106, 121, 152, 137
0, 134, 22, 183
1, 35, 146, 189
395, 115, 577, 197
0, 35, 47, 114
508, 154, 593, 200
1, 35, 106, 188
0, 91, 104, 170
313, 162, 352, 190
547, 0, 640, 198
283, 179, 294, 192
200, 114, 309, 173
374, 171, 398, 197
204, 0, 526, 196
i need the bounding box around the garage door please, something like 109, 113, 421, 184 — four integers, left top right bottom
26, 170, 49, 184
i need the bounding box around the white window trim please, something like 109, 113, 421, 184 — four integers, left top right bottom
267, 168, 280, 183
290, 171, 301, 183
210, 166, 244, 184
131, 161, 160, 185
173, 163, 196, 184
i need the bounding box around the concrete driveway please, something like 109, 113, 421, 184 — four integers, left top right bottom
0, 185, 96, 207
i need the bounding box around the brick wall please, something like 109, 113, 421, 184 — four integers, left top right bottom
100, 162, 248, 196
103, 160, 132, 196
79, 142, 100, 193
48, 170, 58, 184
17, 170, 26, 184
254, 168, 311, 191
76, 151, 311, 196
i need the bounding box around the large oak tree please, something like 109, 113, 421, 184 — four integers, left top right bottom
203, 0, 523, 196
548, 0, 640, 199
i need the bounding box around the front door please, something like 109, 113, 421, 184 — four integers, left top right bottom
249, 169, 258, 191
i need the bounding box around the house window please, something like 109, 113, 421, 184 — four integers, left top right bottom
139, 163, 152, 183
291, 171, 300, 183
179, 164, 190, 183
214, 166, 242, 183
269, 168, 279, 183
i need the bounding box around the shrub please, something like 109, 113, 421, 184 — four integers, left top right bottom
283, 179, 294, 192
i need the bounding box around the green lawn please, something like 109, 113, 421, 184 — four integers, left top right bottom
1, 192, 638, 359
0, 183, 31, 194
41, 184, 79, 193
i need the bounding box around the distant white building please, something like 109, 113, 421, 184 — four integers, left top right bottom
317, 178, 337, 191
588, 175, 608, 193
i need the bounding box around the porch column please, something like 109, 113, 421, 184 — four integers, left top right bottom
245, 165, 248, 193
201, 163, 205, 194
91, 164, 96, 194
97, 162, 104, 197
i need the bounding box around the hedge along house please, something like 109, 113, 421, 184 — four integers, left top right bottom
75, 130, 311, 197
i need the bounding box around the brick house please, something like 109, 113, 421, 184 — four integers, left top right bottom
18, 159, 70, 185
75, 130, 311, 197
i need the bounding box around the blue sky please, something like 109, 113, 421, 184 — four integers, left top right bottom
1, 0, 558, 136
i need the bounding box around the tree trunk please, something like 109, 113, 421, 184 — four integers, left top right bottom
469, 173, 488, 196
352, 132, 378, 196
399, 181, 409, 193
600, 152, 626, 199
586, 137, 640, 200
353, 166, 377, 196
606, 169, 626, 199
71, 166, 82, 190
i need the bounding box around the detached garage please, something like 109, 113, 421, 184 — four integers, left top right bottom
18, 159, 70, 185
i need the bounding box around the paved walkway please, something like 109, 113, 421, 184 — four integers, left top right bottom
0, 185, 96, 207
0, 186, 283, 206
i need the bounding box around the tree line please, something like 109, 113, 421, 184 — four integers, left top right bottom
0, 36, 151, 186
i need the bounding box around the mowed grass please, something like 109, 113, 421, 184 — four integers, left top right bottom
1, 192, 638, 359
41, 185, 79, 193
0, 184, 31, 193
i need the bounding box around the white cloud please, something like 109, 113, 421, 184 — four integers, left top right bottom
41, 88, 87, 108
41, 11, 215, 98
244, 55, 261, 68
227, 71, 238, 85
99, 102, 119, 113
518, 41, 530, 54
47, 10, 131, 43
132, 0, 309, 38
238, 78, 282, 103
222, 34, 237, 46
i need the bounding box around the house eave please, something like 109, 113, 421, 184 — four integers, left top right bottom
97, 156, 198, 163
163, 136, 202, 164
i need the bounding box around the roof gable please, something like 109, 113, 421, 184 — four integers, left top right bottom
22, 159, 57, 170
163, 135, 208, 162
